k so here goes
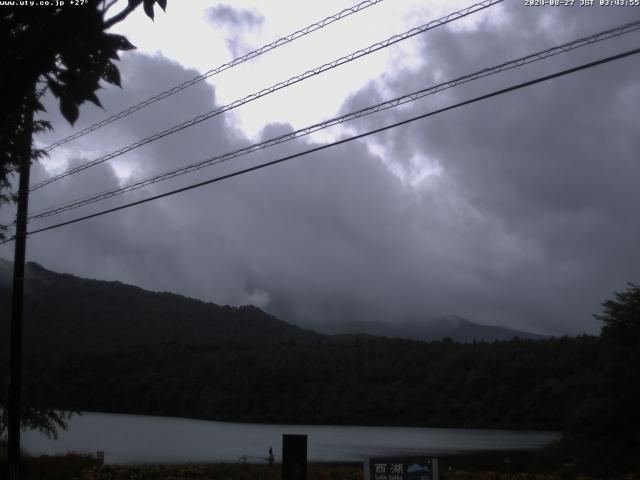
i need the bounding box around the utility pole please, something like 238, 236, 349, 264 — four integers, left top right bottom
7, 89, 35, 480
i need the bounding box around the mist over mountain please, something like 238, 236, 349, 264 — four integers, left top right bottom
1, 259, 548, 352
0, 259, 324, 353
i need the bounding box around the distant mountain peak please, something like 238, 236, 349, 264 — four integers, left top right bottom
310, 316, 547, 343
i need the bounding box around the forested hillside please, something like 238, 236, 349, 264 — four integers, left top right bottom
0, 261, 324, 353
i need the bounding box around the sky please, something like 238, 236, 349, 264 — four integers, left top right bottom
1, 0, 640, 335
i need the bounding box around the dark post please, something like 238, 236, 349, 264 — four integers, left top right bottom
282, 434, 307, 480
7, 89, 35, 480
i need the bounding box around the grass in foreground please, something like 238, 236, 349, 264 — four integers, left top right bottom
86, 463, 362, 480
1, 454, 361, 480
3, 453, 640, 480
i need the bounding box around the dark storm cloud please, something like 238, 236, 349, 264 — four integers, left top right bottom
1, 52, 243, 294
338, 3, 640, 333
2, 4, 638, 336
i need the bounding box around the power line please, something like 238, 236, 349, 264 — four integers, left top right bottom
42, 0, 386, 153
27, 0, 503, 193
1, 46, 636, 245
25, 19, 640, 221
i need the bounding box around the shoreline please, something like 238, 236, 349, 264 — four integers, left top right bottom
45, 409, 563, 434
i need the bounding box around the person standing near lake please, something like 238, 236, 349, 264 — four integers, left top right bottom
268, 447, 274, 466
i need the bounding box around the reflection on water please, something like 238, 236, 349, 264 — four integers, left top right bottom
23, 412, 559, 464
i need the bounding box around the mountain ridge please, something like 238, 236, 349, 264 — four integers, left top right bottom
1, 259, 548, 351
0, 259, 325, 353
310, 317, 548, 342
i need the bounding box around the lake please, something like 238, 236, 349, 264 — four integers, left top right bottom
22, 412, 559, 464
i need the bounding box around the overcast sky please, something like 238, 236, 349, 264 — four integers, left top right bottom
1, 0, 639, 335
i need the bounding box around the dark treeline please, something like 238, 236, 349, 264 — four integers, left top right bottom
20, 336, 598, 430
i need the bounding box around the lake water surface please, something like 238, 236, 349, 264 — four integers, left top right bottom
22, 412, 559, 464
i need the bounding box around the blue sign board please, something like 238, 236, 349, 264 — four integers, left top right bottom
366, 457, 438, 480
